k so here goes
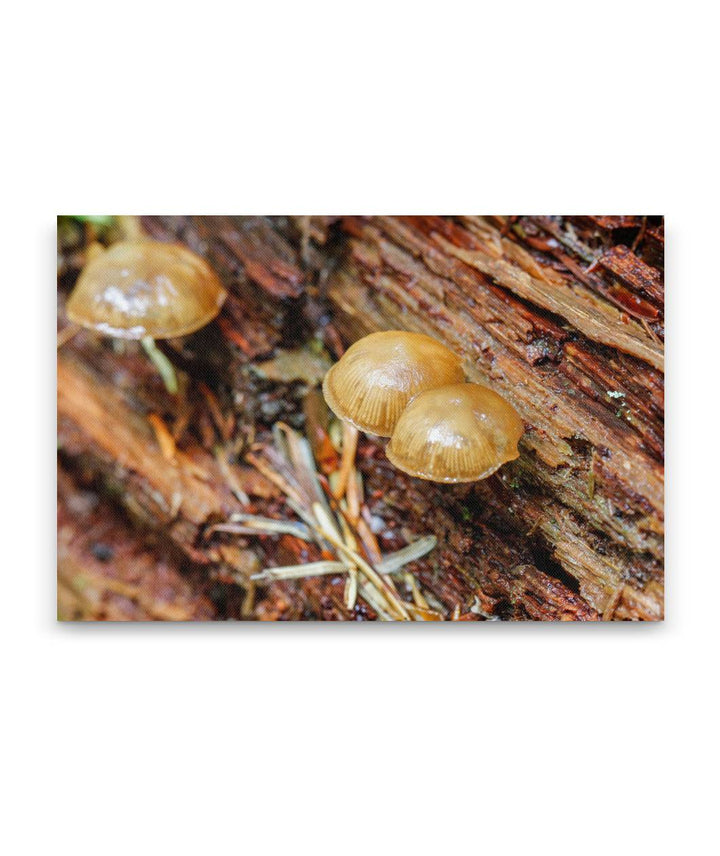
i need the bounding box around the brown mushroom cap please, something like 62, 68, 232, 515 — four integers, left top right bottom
322, 331, 466, 437
386, 382, 523, 482
66, 239, 227, 339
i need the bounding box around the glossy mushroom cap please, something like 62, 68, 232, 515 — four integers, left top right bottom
386, 383, 523, 482
322, 331, 466, 437
66, 240, 227, 339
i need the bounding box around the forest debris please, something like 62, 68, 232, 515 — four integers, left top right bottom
245, 452, 305, 508
403, 602, 444, 621
252, 560, 347, 582
336, 503, 360, 609
251, 537, 438, 587
613, 582, 664, 621
253, 347, 332, 386
230, 466, 279, 499
375, 536, 438, 575
214, 447, 250, 505
217, 312, 280, 359
404, 572, 431, 611
147, 412, 177, 461
214, 544, 261, 581
238, 421, 438, 620
207, 515, 313, 541
199, 382, 234, 442
357, 512, 384, 565
311, 501, 407, 614
302, 388, 339, 475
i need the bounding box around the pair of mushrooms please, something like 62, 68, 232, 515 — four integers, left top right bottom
65, 238, 228, 392
323, 332, 523, 483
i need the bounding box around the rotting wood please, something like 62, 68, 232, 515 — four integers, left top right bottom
57, 468, 216, 621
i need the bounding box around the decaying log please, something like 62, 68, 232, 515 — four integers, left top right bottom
57, 214, 664, 620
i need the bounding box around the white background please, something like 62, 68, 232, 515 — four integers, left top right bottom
1, 2, 717, 854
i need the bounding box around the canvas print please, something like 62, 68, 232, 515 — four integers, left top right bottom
57, 216, 664, 621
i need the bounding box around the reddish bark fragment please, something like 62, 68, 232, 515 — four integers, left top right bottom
600, 245, 664, 306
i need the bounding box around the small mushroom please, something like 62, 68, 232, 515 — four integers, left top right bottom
322, 331, 465, 437
386, 382, 523, 482
67, 239, 227, 340
66, 239, 227, 393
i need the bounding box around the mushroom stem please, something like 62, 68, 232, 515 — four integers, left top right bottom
332, 423, 359, 500
85, 241, 106, 263
141, 335, 178, 395
117, 215, 144, 241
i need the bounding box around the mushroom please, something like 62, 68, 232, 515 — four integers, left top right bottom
322, 331, 465, 437
66, 239, 227, 393
385, 382, 523, 482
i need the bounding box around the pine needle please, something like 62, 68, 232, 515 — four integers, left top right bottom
252, 561, 347, 582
